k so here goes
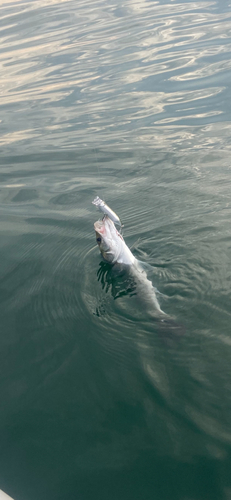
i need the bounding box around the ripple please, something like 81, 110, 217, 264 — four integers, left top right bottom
1, 0, 231, 494
1, 0, 231, 152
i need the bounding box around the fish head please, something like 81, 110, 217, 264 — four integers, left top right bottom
94, 216, 123, 263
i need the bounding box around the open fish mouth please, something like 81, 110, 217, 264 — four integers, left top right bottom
94, 216, 114, 235
94, 219, 104, 231
94, 219, 106, 235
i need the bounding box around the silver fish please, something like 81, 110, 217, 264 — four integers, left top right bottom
94, 216, 162, 314
92, 196, 123, 227
94, 215, 185, 336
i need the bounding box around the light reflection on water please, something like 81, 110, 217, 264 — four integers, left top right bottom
1, 0, 231, 151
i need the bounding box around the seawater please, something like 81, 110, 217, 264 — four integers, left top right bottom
1, 1, 231, 499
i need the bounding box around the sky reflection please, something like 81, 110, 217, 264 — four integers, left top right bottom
0, 0, 231, 151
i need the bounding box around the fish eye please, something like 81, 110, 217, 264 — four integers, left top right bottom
97, 237, 101, 243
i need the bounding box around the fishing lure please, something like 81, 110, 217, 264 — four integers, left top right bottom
92, 196, 123, 227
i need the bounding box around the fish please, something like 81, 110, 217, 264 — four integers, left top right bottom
94, 215, 162, 314
92, 196, 123, 227
94, 215, 185, 337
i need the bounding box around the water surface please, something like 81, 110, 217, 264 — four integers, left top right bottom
1, 0, 231, 499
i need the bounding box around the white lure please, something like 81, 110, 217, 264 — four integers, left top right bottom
92, 196, 123, 227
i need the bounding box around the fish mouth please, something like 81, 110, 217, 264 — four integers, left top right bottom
94, 216, 113, 234
94, 219, 105, 234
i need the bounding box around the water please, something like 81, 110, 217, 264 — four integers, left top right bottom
1, 0, 231, 499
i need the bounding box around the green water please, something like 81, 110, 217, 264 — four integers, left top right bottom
1, 1, 231, 499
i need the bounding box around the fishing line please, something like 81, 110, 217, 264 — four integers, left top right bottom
94, 147, 101, 192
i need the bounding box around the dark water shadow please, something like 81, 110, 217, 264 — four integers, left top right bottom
97, 261, 137, 301
96, 260, 185, 345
